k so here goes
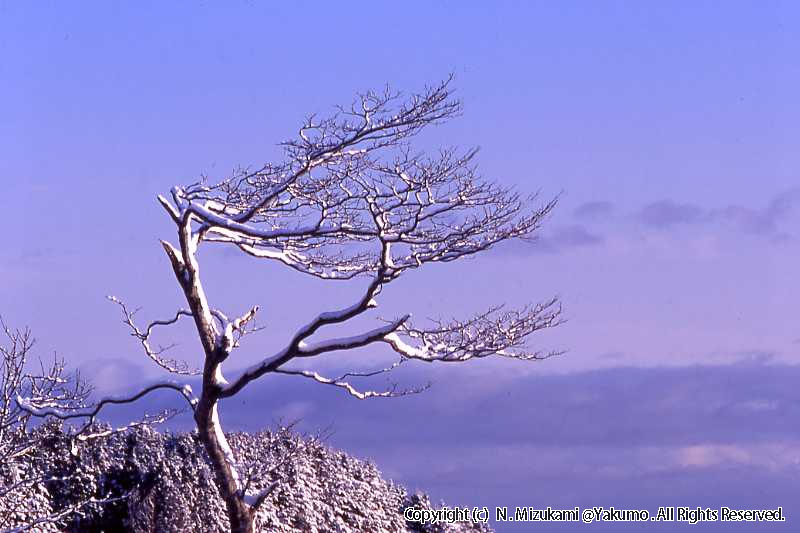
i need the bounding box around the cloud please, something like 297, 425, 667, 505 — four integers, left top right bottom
479, 189, 800, 258
637, 189, 800, 241
730, 349, 777, 365
766, 188, 800, 221
532, 225, 604, 253
120, 361, 800, 450
573, 201, 614, 219
112, 363, 800, 479
714, 205, 779, 236
551, 225, 603, 246
639, 200, 705, 228
490, 224, 604, 255
104, 360, 800, 531
598, 350, 626, 360
78, 357, 150, 395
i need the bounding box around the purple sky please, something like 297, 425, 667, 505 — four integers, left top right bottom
2, 2, 799, 531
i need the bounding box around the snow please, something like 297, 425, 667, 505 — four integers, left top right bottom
15, 395, 78, 419
220, 346, 291, 394
210, 402, 240, 486
297, 317, 408, 355
242, 481, 278, 508
382, 333, 431, 360
187, 202, 324, 241
211, 365, 229, 387
2, 423, 491, 531
299, 300, 365, 331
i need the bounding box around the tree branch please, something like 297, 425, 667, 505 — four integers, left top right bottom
217, 275, 392, 398
274, 368, 429, 400
16, 381, 197, 421
382, 300, 564, 362
107, 296, 199, 375
296, 315, 409, 357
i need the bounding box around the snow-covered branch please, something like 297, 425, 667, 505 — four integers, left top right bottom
211, 305, 262, 355
334, 357, 406, 381
242, 481, 279, 511
154, 79, 551, 286
176, 137, 556, 282
296, 315, 409, 357
75, 408, 181, 443
383, 300, 563, 362
16, 382, 197, 422
218, 283, 397, 398
0, 319, 91, 450
230, 240, 378, 280
274, 368, 428, 400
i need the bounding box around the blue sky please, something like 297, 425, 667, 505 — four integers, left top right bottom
2, 2, 799, 531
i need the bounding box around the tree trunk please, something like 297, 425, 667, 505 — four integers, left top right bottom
164, 225, 257, 532
195, 394, 255, 533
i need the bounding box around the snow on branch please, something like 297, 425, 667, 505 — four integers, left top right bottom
155, 78, 556, 284
210, 305, 263, 355
218, 265, 394, 398
231, 240, 379, 281
296, 315, 409, 357
235, 423, 327, 512
1, 318, 92, 445
383, 299, 564, 362
74, 408, 181, 443
218, 313, 407, 398
274, 368, 429, 400
107, 296, 199, 375
0, 473, 82, 506
334, 357, 406, 381
169, 78, 458, 215
16, 382, 197, 423
242, 481, 279, 511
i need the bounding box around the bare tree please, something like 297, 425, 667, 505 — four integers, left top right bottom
19, 78, 562, 533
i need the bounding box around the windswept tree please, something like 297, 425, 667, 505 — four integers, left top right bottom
19, 78, 562, 533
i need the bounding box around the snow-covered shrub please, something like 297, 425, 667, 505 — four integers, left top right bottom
10, 424, 491, 532
0, 321, 94, 533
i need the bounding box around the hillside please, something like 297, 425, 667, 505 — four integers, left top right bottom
0, 422, 492, 532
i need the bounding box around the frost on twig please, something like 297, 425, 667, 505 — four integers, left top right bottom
171, 147, 556, 283
274, 368, 429, 400
272, 355, 427, 401
210, 305, 264, 356
156, 78, 560, 396
0, 318, 92, 451
15, 381, 197, 463
383, 300, 564, 362
107, 296, 200, 375
16, 382, 197, 423
74, 408, 181, 443
158, 77, 555, 284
